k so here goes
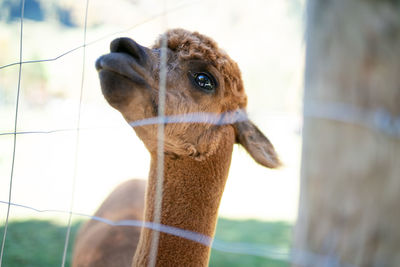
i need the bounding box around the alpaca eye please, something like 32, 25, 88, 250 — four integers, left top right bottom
194, 73, 214, 92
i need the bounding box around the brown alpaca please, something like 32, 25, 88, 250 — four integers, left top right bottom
72, 29, 280, 267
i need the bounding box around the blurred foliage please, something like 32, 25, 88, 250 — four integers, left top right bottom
0, 0, 142, 27
0, 0, 76, 27
0, 218, 292, 267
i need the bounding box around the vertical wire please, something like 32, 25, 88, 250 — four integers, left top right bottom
60, 0, 89, 266
148, 1, 168, 266
0, 0, 25, 266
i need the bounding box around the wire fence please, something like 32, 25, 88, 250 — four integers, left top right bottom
0, 0, 25, 264
2, 0, 398, 266
0, 200, 358, 267
0, 0, 295, 264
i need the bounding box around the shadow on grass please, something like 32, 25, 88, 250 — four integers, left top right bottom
0, 218, 292, 267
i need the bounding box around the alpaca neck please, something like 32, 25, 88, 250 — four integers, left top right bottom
132, 128, 235, 267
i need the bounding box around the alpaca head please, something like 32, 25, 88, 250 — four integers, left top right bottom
96, 28, 279, 167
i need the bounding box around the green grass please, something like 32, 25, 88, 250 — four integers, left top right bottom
0, 218, 292, 267
210, 219, 292, 267
0, 220, 81, 267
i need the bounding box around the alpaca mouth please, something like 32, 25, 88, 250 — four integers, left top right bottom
96, 52, 152, 107
95, 53, 148, 86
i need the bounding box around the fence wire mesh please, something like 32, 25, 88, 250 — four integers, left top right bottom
0, 0, 25, 265
2, 0, 397, 266
0, 1, 299, 264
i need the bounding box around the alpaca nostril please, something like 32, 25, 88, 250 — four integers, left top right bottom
110, 37, 148, 65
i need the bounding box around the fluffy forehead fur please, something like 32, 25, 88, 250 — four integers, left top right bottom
153, 28, 247, 111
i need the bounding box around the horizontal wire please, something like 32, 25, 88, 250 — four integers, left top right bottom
0, 125, 133, 137
0, 129, 77, 136
0, 109, 249, 137
305, 101, 400, 138
0, 46, 83, 70
0, 0, 200, 71
0, 199, 359, 267
1, 103, 398, 140
129, 109, 248, 127
0, 200, 277, 259
0, 200, 212, 246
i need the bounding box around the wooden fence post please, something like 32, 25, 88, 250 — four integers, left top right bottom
294, 0, 400, 266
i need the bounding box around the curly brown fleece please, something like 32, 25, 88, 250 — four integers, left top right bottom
153, 28, 247, 111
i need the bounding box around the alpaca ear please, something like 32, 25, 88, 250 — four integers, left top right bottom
234, 120, 281, 168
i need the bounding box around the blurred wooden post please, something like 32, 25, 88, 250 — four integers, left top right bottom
294, 0, 400, 266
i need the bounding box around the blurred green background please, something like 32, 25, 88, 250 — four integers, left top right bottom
1, 0, 303, 265
0, 219, 292, 267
